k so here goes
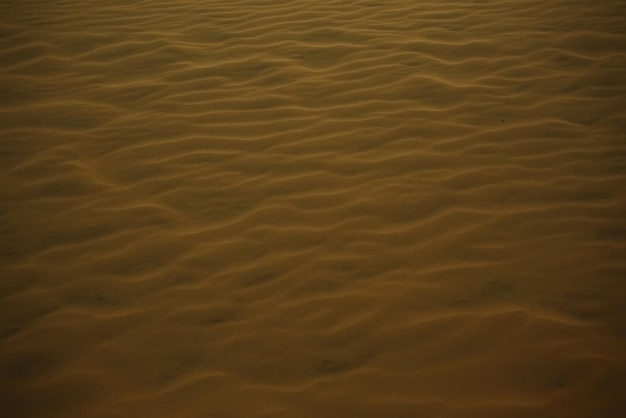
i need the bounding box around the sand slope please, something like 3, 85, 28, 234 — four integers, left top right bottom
1, 0, 626, 417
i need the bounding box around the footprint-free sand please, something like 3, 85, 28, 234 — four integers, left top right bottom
2, 0, 626, 417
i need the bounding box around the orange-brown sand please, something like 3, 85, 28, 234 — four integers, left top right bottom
2, 0, 626, 417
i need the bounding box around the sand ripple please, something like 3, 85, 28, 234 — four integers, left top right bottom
2, 0, 626, 417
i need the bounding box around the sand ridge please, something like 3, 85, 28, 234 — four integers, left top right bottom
1, 0, 626, 417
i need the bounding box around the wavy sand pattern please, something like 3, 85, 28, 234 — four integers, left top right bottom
2, 0, 626, 417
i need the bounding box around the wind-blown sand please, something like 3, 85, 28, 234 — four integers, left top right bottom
1, 0, 626, 417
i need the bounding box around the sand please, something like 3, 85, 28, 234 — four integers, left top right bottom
1, 0, 626, 417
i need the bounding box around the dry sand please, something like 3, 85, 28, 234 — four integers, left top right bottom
2, 0, 626, 417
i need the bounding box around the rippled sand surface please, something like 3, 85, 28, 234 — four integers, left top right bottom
2, 0, 626, 417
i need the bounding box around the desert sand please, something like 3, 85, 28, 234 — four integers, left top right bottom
1, 0, 626, 417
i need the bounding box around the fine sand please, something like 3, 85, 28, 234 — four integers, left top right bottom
1, 0, 626, 417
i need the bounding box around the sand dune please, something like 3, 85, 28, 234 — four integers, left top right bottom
2, 0, 626, 417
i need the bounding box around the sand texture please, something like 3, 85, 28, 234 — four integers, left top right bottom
2, 0, 626, 417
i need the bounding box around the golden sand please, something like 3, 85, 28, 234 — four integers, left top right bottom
1, 0, 626, 417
